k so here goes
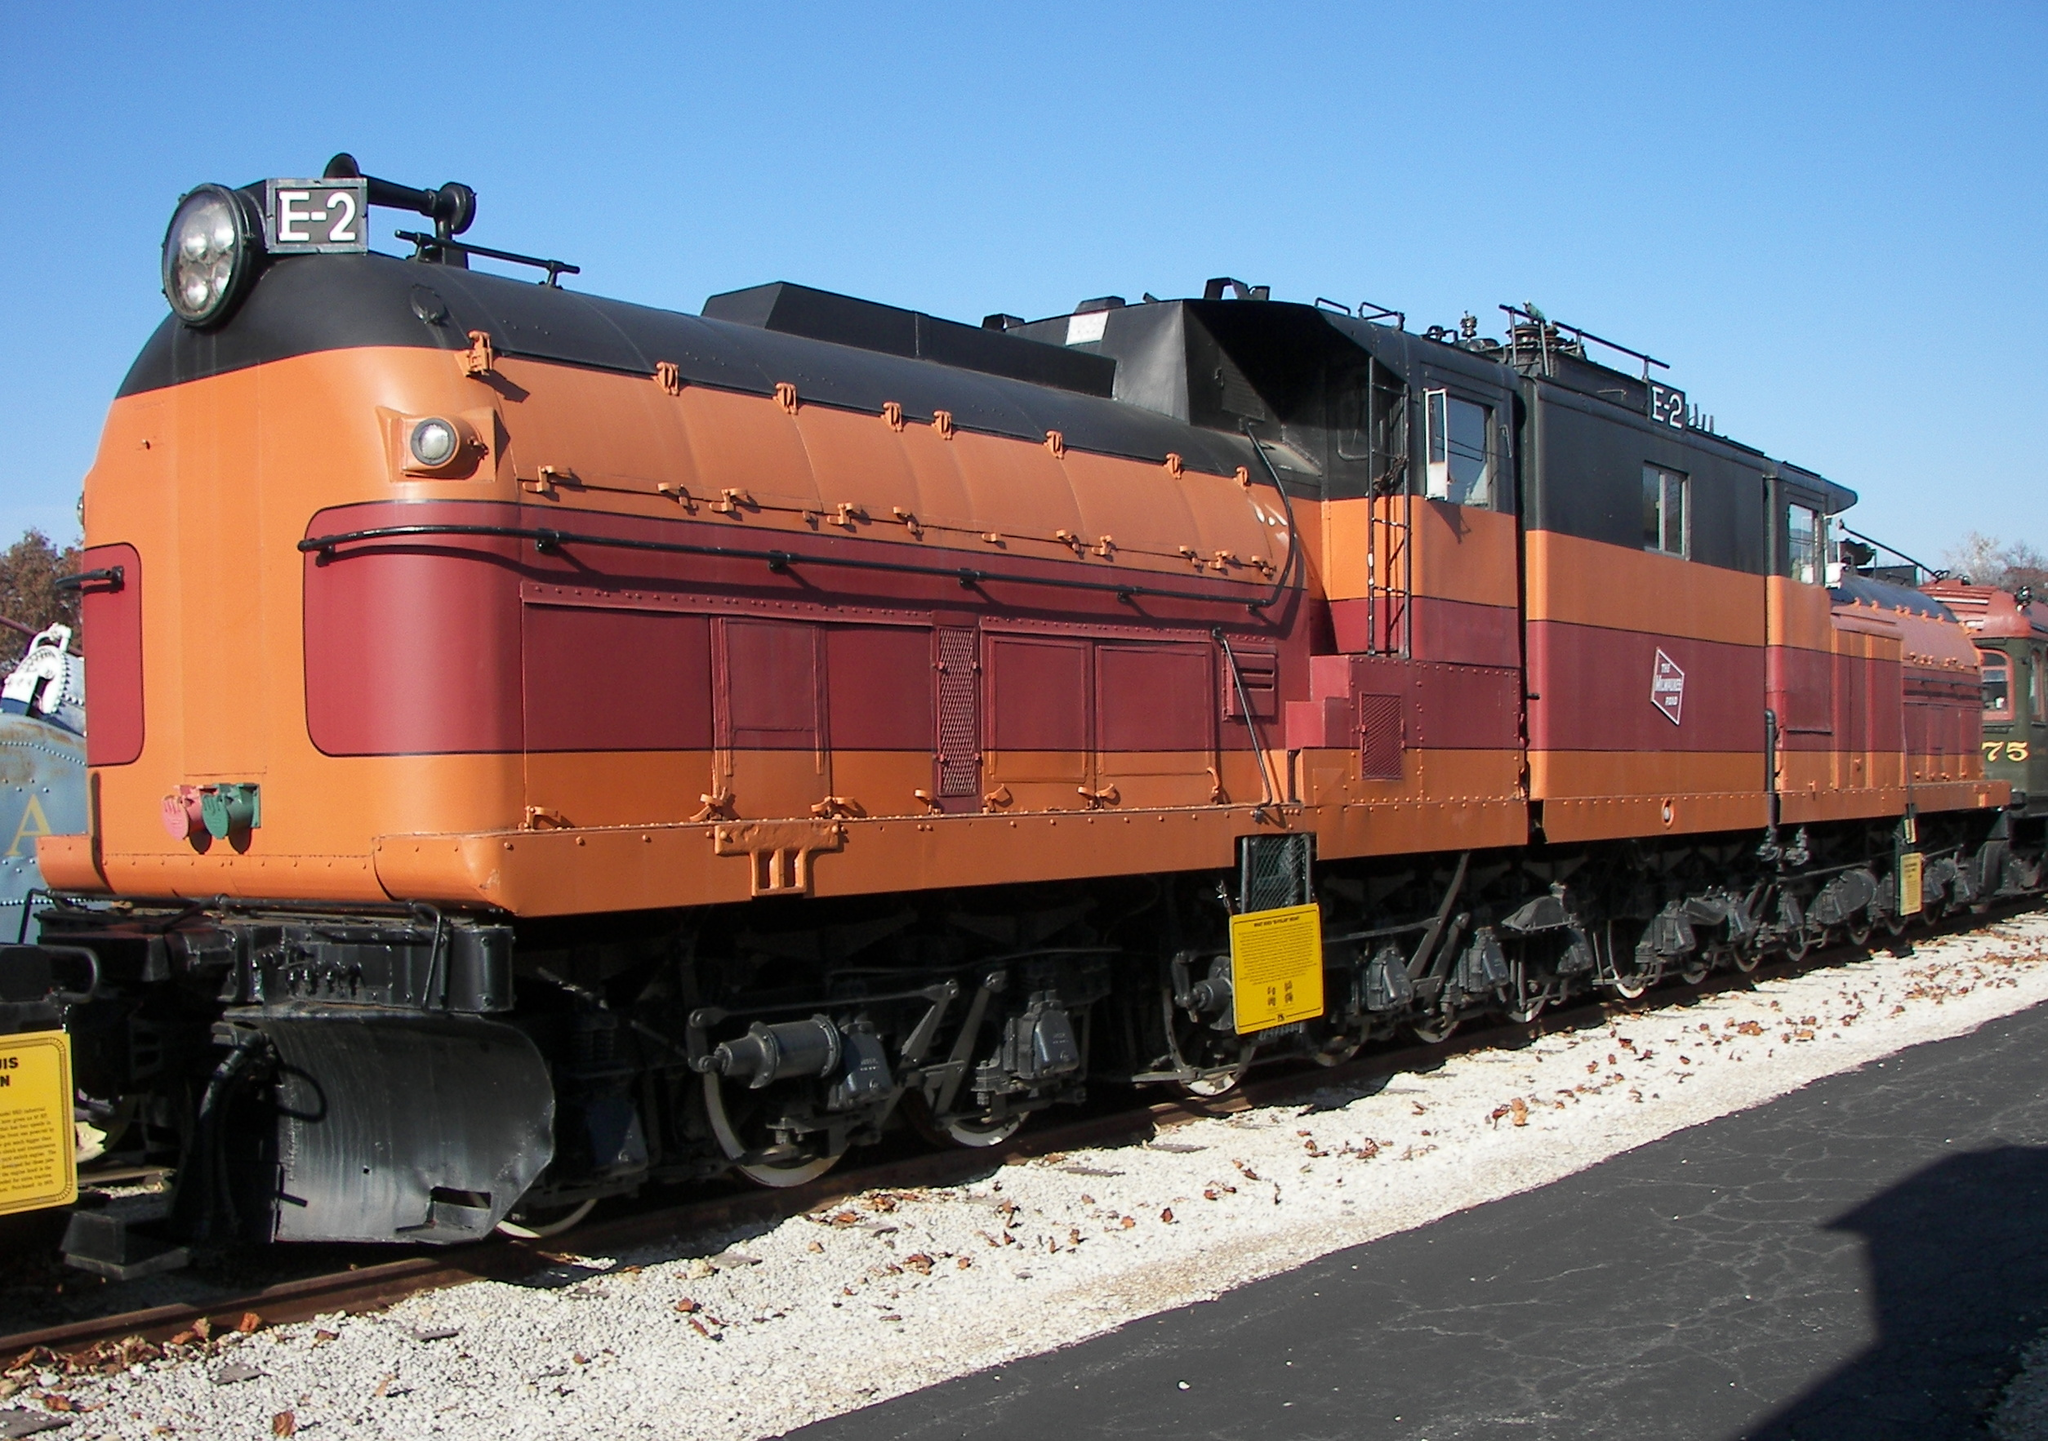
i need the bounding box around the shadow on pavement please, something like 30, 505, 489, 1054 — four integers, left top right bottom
1743, 1142, 2048, 1439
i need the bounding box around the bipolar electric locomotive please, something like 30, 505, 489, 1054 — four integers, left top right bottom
0, 157, 2034, 1272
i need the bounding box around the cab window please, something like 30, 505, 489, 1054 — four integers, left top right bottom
1786, 503, 1821, 583
1425, 390, 1492, 508
1983, 651, 2012, 718
2034, 648, 2047, 722
1643, 465, 1688, 558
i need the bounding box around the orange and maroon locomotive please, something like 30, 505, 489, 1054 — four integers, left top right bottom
0, 157, 2031, 1267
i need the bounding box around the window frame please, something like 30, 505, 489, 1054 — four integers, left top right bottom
1642, 463, 1689, 559
1982, 648, 2013, 721
1424, 388, 1495, 509
1785, 502, 1822, 584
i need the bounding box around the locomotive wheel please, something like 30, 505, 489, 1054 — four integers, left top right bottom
497, 1198, 598, 1240
904, 1093, 1025, 1149
1179, 1065, 1248, 1098
702, 1073, 841, 1188
1731, 945, 1762, 974
936, 1112, 1024, 1147
1409, 1014, 1459, 1044
1608, 975, 1648, 1001
1607, 961, 1656, 1000
1504, 992, 1547, 1025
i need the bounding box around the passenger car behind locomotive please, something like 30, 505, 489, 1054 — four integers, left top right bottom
2, 159, 2034, 1265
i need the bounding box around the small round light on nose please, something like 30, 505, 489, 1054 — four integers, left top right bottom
409, 418, 460, 468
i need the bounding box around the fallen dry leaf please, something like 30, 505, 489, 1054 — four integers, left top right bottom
674, 1298, 701, 1314
271, 1410, 297, 1437
1160, 1208, 1176, 1224
1510, 1098, 1529, 1127
237, 1312, 264, 1335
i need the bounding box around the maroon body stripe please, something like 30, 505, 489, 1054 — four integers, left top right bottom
303, 500, 1297, 759
1291, 654, 1520, 751
1525, 621, 1763, 753
1328, 596, 1520, 669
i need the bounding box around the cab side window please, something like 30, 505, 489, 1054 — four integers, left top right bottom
1643, 465, 1689, 558
1983, 650, 2012, 718
2034, 647, 2046, 722
1425, 389, 1493, 508
1785, 503, 1822, 583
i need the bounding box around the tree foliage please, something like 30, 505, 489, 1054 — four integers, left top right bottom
1943, 532, 2048, 594
0, 530, 81, 668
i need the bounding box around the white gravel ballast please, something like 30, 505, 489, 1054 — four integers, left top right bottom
12, 912, 2048, 1441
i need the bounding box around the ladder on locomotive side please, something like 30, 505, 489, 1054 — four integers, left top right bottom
1365, 499, 1413, 657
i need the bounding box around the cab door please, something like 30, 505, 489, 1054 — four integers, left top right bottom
1765, 484, 1837, 822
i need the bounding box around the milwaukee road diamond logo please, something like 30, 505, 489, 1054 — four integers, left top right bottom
1651, 649, 1686, 725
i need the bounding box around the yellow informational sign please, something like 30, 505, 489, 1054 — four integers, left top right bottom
0, 1030, 76, 1216
1899, 851, 1924, 917
1229, 903, 1326, 1035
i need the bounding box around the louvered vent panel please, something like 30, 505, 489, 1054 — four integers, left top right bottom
1359, 693, 1405, 780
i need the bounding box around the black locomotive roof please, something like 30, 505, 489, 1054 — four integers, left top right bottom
119, 249, 1851, 511
117, 253, 1257, 480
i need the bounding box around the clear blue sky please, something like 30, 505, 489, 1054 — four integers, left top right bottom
3, 2, 2041, 568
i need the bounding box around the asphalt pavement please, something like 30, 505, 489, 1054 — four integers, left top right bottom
785, 1002, 2048, 1440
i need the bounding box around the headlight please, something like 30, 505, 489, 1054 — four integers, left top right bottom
161, 185, 257, 327
408, 418, 460, 467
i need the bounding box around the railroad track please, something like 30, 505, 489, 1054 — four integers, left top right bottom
7, 905, 2033, 1361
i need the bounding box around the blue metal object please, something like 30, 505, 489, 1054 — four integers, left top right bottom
0, 714, 86, 942
0, 624, 87, 942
